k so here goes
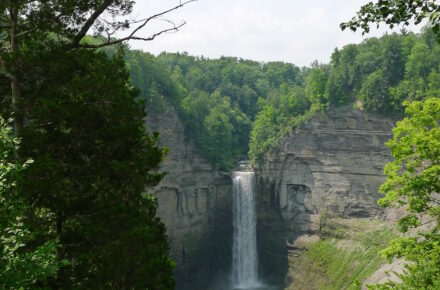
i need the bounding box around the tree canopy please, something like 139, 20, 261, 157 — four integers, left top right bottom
0, 118, 61, 289
341, 0, 440, 40
1, 0, 440, 288
368, 98, 440, 289
342, 3, 440, 288
122, 29, 440, 166
0, 0, 189, 288
17, 49, 174, 288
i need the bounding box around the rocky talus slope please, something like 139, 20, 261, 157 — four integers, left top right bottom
145, 105, 232, 290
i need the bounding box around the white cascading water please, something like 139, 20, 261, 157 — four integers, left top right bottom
232, 166, 258, 289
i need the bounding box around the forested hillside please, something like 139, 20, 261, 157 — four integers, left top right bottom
126, 28, 440, 168
125, 51, 303, 169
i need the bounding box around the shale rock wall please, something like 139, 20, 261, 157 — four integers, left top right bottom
254, 107, 397, 285
145, 106, 232, 290
145, 105, 398, 289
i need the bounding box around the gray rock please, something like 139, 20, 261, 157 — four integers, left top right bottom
145, 105, 233, 290
145, 104, 399, 289
254, 106, 397, 285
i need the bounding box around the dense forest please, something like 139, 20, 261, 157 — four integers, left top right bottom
125, 28, 439, 169
122, 28, 440, 288
0, 1, 178, 289
0, 45, 175, 290
0, 0, 439, 289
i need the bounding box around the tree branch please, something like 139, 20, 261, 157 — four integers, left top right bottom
78, 22, 185, 48
69, 0, 196, 49
68, 0, 114, 49
16, 27, 37, 38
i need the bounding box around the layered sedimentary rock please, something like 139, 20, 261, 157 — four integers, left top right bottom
145, 106, 232, 290
254, 107, 397, 285
145, 104, 398, 289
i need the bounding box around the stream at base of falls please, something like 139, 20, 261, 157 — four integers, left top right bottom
230, 286, 279, 290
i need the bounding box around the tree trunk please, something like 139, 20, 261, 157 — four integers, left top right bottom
9, 1, 22, 137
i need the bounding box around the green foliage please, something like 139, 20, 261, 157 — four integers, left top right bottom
340, 1, 440, 40
249, 103, 280, 160
406, 42, 433, 80
203, 105, 234, 169
328, 30, 440, 114
307, 239, 383, 290
249, 31, 431, 161
12, 48, 174, 289
0, 1, 184, 289
302, 219, 396, 290
305, 63, 330, 106
359, 70, 392, 113
0, 0, 139, 50
180, 90, 248, 169
125, 52, 303, 170
369, 98, 440, 289
326, 67, 351, 105
249, 85, 315, 161
0, 118, 60, 289
382, 34, 406, 86
249, 30, 440, 161
126, 50, 184, 114
122, 30, 440, 167
379, 98, 440, 222
369, 233, 440, 289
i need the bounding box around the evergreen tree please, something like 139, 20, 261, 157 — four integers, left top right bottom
17, 48, 174, 288
0, 1, 197, 287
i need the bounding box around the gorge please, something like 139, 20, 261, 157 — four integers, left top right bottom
3, 1, 440, 289
146, 104, 397, 289
135, 28, 440, 290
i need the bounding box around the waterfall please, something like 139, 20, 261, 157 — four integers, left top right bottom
232, 167, 258, 289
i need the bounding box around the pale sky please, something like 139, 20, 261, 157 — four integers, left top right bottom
125, 0, 421, 67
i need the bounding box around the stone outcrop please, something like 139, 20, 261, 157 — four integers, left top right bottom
254, 107, 397, 285
145, 106, 232, 290
145, 104, 399, 289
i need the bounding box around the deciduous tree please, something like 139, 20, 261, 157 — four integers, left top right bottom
341, 0, 440, 40
370, 98, 440, 289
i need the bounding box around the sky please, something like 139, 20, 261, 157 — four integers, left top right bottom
125, 0, 421, 67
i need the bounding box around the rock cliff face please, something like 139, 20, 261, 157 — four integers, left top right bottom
145, 106, 232, 290
254, 107, 397, 286
145, 105, 398, 289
